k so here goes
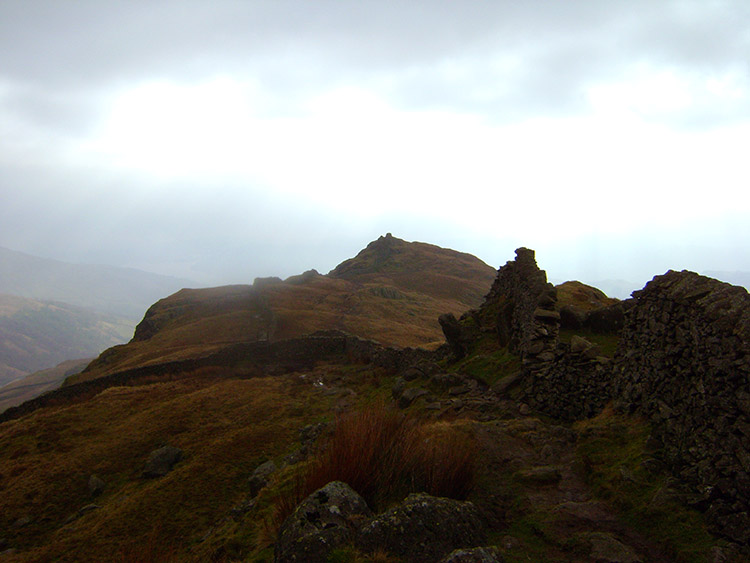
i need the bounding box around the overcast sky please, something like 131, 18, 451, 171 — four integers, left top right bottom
1, 0, 748, 296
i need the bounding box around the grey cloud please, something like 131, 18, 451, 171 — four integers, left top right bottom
2, 0, 749, 131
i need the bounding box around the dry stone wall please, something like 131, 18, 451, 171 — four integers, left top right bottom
613, 270, 750, 543
0, 331, 434, 424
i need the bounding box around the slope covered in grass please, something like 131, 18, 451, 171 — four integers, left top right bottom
72, 235, 495, 383
0, 294, 133, 386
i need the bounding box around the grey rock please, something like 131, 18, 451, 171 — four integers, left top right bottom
515, 466, 561, 484
585, 532, 642, 563
357, 492, 486, 562
275, 481, 372, 563
439, 546, 505, 562
439, 313, 478, 359
430, 372, 464, 389
142, 445, 183, 478
78, 504, 101, 515
570, 335, 595, 354
248, 460, 277, 497
398, 387, 428, 409
88, 474, 105, 497
12, 516, 32, 529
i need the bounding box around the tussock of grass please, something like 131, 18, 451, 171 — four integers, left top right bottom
267, 402, 477, 538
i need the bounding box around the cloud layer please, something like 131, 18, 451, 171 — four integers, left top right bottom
1, 1, 748, 292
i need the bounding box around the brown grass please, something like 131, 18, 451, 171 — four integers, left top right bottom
267, 402, 477, 539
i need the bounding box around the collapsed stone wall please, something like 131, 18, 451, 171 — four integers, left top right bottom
466, 248, 610, 420
613, 270, 750, 543
483, 247, 559, 360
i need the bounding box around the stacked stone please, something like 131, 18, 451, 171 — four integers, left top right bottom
614, 270, 750, 544
481, 247, 559, 363
524, 338, 612, 421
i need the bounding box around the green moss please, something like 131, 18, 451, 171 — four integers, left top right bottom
559, 329, 619, 357
449, 346, 520, 387
575, 410, 720, 562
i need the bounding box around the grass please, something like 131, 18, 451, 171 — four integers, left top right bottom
575, 407, 721, 562
265, 402, 477, 542
448, 344, 521, 387
0, 366, 342, 562
559, 328, 620, 358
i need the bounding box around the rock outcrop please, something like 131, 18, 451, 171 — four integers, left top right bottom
142, 445, 183, 478
357, 493, 486, 562
275, 481, 372, 562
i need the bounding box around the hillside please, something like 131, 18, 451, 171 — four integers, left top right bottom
0, 294, 133, 387
0, 358, 89, 414
0, 246, 196, 319
70, 234, 496, 384
0, 244, 747, 562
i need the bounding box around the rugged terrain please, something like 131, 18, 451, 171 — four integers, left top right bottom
0, 237, 747, 562
69, 234, 495, 384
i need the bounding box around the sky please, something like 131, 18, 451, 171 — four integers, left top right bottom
1, 0, 748, 297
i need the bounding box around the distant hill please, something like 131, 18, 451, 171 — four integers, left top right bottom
70, 234, 497, 383
0, 358, 89, 414
0, 246, 197, 319
0, 294, 133, 386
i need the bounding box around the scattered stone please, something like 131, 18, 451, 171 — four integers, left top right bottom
439, 546, 505, 562
515, 466, 561, 484
449, 384, 471, 396
391, 377, 406, 399
570, 335, 595, 354
78, 504, 100, 516
499, 535, 521, 550
401, 366, 424, 381
430, 372, 464, 389
248, 460, 277, 497
12, 516, 32, 529
398, 387, 428, 409
357, 492, 486, 562
439, 313, 479, 359
492, 372, 522, 395
299, 422, 328, 446
88, 474, 105, 497
142, 445, 183, 478
554, 501, 617, 523
584, 532, 642, 563
275, 481, 372, 562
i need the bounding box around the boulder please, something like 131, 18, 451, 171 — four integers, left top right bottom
398, 387, 429, 409
88, 474, 106, 497
248, 460, 277, 498
142, 445, 183, 478
275, 481, 372, 562
439, 547, 505, 562
439, 313, 477, 359
357, 493, 486, 562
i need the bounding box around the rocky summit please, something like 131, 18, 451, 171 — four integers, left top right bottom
0, 238, 748, 562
